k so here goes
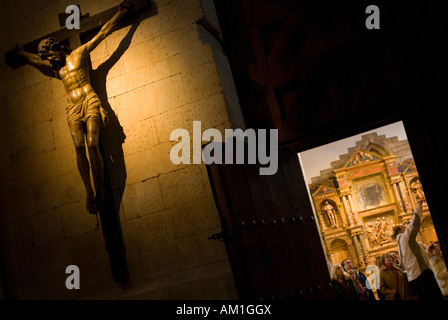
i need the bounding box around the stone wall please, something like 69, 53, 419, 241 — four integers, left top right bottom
0, 0, 238, 299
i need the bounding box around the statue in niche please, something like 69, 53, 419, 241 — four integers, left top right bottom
411, 180, 426, 202
15, 1, 134, 214
323, 200, 338, 227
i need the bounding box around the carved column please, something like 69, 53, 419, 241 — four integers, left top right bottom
407, 182, 416, 211
392, 181, 405, 214
352, 234, 365, 267
358, 233, 369, 264
398, 180, 411, 212
347, 193, 360, 225
341, 194, 353, 226
318, 210, 328, 231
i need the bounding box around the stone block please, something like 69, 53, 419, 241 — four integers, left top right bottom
0, 106, 34, 140
168, 43, 213, 75
2, 129, 34, 164
89, 40, 109, 65
121, 210, 174, 250
24, 81, 57, 124
114, 74, 186, 126
154, 92, 229, 143
33, 172, 85, 213
140, 239, 180, 279
7, 120, 55, 161
63, 231, 105, 267
0, 65, 24, 97
22, 65, 47, 88
122, 177, 164, 221
182, 62, 222, 103
113, 86, 152, 126
150, 74, 188, 115
106, 59, 170, 98
13, 144, 76, 187
31, 241, 68, 276
1, 89, 32, 136
92, 51, 126, 81
123, 36, 168, 72
58, 200, 99, 238
163, 24, 205, 55
0, 185, 36, 222
174, 230, 229, 275
52, 114, 73, 150
49, 78, 66, 103
31, 120, 56, 156
3, 218, 33, 253
122, 117, 159, 156
168, 196, 220, 239
159, 165, 205, 209
124, 147, 161, 185
2, 86, 25, 110
157, 0, 203, 36
105, 24, 132, 54
154, 141, 187, 175
30, 210, 65, 248
132, 0, 203, 45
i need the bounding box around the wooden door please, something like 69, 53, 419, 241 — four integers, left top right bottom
207, 145, 333, 299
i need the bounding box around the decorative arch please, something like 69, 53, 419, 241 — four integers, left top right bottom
365, 142, 393, 157
329, 238, 351, 265
409, 177, 421, 188
330, 238, 349, 250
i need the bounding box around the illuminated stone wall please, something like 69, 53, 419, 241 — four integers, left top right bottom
0, 0, 238, 299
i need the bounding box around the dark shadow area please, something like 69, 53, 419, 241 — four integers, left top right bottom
82, 3, 158, 287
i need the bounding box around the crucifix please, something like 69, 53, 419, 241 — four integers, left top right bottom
5, 0, 156, 286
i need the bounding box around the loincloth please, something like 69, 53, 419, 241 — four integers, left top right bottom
66, 92, 102, 126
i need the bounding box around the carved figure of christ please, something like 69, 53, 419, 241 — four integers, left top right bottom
15, 1, 134, 214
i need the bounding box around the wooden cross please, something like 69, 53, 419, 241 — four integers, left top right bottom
5, 0, 156, 287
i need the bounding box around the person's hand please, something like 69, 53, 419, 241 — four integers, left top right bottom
100, 108, 109, 126
119, 0, 134, 12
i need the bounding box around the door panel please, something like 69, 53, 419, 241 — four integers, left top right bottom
207, 146, 333, 299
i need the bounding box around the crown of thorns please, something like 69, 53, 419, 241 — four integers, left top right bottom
38, 37, 59, 57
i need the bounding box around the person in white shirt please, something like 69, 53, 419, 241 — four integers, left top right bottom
392, 190, 443, 300
427, 242, 448, 299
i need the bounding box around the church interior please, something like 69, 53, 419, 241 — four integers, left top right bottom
1, 0, 448, 302
301, 126, 440, 294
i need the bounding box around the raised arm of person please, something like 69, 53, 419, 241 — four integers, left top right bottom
15, 44, 56, 78
76, 0, 134, 55
401, 196, 424, 244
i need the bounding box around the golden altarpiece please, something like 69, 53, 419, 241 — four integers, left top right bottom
308, 136, 439, 273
